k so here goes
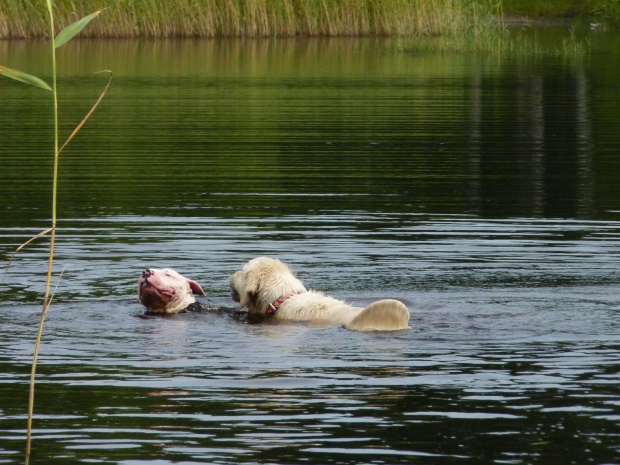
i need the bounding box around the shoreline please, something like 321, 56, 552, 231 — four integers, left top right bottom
1, 0, 605, 41
0, 17, 591, 40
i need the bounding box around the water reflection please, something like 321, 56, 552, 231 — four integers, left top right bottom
1, 35, 620, 464
468, 60, 597, 218
1, 36, 620, 225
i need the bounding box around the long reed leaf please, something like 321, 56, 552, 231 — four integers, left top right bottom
54, 10, 103, 48
46, 265, 66, 309
58, 70, 113, 155
1, 228, 54, 285
0, 65, 52, 91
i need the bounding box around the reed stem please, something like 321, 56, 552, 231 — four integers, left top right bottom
25, 1, 59, 460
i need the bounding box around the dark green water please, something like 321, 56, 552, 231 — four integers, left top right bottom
1, 35, 620, 464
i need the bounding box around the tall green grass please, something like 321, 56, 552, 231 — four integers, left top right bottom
395, 0, 591, 57
0, 0, 489, 38
592, 0, 620, 24
399, 22, 591, 57
501, 0, 620, 25
502, 0, 598, 17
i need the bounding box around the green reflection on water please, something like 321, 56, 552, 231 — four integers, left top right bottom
1, 35, 620, 225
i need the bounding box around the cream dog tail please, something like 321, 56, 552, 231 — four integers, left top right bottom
346, 299, 410, 331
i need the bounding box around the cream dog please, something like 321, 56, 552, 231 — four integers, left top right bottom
229, 257, 410, 331
138, 268, 205, 314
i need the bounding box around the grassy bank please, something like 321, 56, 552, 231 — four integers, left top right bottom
503, 0, 620, 20
0, 0, 494, 38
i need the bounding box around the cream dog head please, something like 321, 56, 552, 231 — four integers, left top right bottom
139, 268, 205, 314
229, 257, 307, 315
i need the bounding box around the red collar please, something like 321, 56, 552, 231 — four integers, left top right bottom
266, 291, 305, 316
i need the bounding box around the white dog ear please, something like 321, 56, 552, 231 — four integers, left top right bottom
187, 279, 205, 296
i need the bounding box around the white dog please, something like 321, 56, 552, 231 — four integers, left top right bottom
229, 257, 410, 331
138, 268, 205, 314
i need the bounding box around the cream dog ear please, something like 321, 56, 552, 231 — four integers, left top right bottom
239, 271, 261, 310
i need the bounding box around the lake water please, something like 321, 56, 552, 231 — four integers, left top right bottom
1, 32, 620, 464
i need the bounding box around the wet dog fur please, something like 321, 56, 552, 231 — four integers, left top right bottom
229, 257, 410, 331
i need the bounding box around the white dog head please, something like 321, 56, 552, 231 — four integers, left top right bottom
138, 268, 205, 314
229, 257, 307, 315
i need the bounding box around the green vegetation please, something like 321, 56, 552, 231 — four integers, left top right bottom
2, 1, 619, 40
0, 2, 109, 462
400, 21, 592, 57
2, 1, 618, 43
590, 0, 620, 24
0, 0, 498, 38
392, 0, 592, 57
503, 0, 620, 20
2, 0, 619, 40
503, 0, 592, 16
